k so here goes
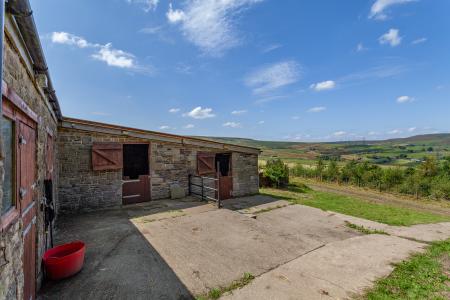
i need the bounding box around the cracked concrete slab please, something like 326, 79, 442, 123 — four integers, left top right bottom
134, 204, 359, 295
222, 235, 426, 300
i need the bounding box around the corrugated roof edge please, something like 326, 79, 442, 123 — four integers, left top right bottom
60, 117, 261, 155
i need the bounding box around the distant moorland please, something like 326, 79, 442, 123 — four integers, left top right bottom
205, 133, 450, 168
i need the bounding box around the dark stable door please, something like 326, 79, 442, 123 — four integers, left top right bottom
20, 122, 37, 300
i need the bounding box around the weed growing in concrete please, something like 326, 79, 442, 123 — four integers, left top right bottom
345, 222, 389, 235
196, 272, 255, 300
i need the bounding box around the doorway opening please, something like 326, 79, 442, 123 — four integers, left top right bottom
122, 144, 150, 205
215, 153, 231, 176
123, 144, 149, 180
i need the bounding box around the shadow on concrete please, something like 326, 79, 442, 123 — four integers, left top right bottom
221, 194, 282, 211
39, 204, 196, 300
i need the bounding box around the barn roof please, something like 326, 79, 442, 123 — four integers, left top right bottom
61, 117, 261, 155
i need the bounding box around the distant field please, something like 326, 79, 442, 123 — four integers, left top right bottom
205, 133, 450, 168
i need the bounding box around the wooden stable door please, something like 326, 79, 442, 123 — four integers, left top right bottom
19, 121, 37, 300
218, 176, 233, 200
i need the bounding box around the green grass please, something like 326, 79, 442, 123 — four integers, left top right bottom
345, 222, 389, 235
196, 273, 255, 300
260, 182, 450, 226
363, 239, 450, 300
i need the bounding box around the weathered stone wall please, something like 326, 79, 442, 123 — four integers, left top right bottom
232, 152, 259, 197
57, 127, 259, 213
0, 24, 59, 299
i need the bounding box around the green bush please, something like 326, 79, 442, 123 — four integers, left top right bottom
261, 158, 289, 188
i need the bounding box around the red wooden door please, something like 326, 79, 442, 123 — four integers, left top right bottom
122, 175, 150, 205
219, 176, 233, 200
19, 121, 37, 300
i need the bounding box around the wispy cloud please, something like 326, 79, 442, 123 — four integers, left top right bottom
310, 80, 336, 91
412, 37, 427, 45
127, 0, 159, 12
333, 131, 347, 137
139, 26, 163, 34
183, 106, 216, 119
369, 0, 415, 20
159, 125, 171, 130
231, 110, 247, 115
356, 43, 367, 52
169, 108, 180, 113
388, 129, 402, 135
223, 122, 241, 128
397, 95, 414, 103
51, 31, 151, 72
291, 116, 300, 120
245, 61, 300, 95
166, 0, 264, 56
308, 106, 326, 113
262, 43, 282, 53
408, 127, 416, 132
257, 120, 265, 125
379, 28, 402, 47
339, 63, 408, 84
183, 124, 195, 129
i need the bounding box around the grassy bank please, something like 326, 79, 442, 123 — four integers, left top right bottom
260, 182, 450, 226
364, 239, 450, 299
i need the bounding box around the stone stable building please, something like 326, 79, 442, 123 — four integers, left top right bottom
0, 1, 259, 299
57, 118, 259, 214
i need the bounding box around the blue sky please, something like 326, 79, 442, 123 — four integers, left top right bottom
32, 0, 450, 141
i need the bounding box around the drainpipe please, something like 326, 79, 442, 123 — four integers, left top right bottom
6, 0, 62, 120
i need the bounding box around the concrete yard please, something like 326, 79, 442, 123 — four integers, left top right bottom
39, 195, 449, 300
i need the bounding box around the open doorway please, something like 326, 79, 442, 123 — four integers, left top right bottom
215, 153, 233, 200
122, 144, 150, 205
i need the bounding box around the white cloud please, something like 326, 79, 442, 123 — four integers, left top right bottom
388, 129, 402, 135
245, 61, 300, 95
262, 44, 282, 53
310, 80, 336, 91
333, 131, 347, 137
223, 122, 241, 128
257, 120, 265, 124
183, 124, 195, 129
139, 26, 162, 34
368, 131, 380, 136
408, 127, 416, 132
308, 106, 326, 113
92, 44, 136, 68
127, 0, 159, 12
159, 125, 171, 130
379, 28, 402, 47
183, 106, 216, 119
169, 108, 180, 113
369, 0, 415, 20
51, 31, 148, 71
412, 37, 427, 45
291, 116, 300, 120
166, 3, 186, 23
166, 0, 263, 56
231, 110, 247, 115
397, 95, 414, 103
356, 43, 367, 52
51, 32, 90, 48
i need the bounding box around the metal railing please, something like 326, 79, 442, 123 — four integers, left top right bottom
188, 174, 221, 208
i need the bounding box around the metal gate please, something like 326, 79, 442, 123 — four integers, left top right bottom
188, 175, 221, 208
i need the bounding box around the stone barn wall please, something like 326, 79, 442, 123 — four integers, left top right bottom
0, 23, 59, 298
57, 126, 259, 214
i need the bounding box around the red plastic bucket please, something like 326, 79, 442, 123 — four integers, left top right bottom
43, 241, 85, 280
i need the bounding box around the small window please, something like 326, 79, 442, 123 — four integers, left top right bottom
2, 116, 15, 215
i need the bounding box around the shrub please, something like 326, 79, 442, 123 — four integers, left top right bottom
261, 158, 289, 188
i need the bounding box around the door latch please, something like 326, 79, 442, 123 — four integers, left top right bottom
19, 187, 27, 199
19, 135, 27, 145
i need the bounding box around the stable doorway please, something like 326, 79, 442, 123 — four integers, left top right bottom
122, 144, 151, 205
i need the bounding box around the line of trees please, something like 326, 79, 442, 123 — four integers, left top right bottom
290, 157, 450, 200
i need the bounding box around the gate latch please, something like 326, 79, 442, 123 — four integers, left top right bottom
19, 187, 27, 199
